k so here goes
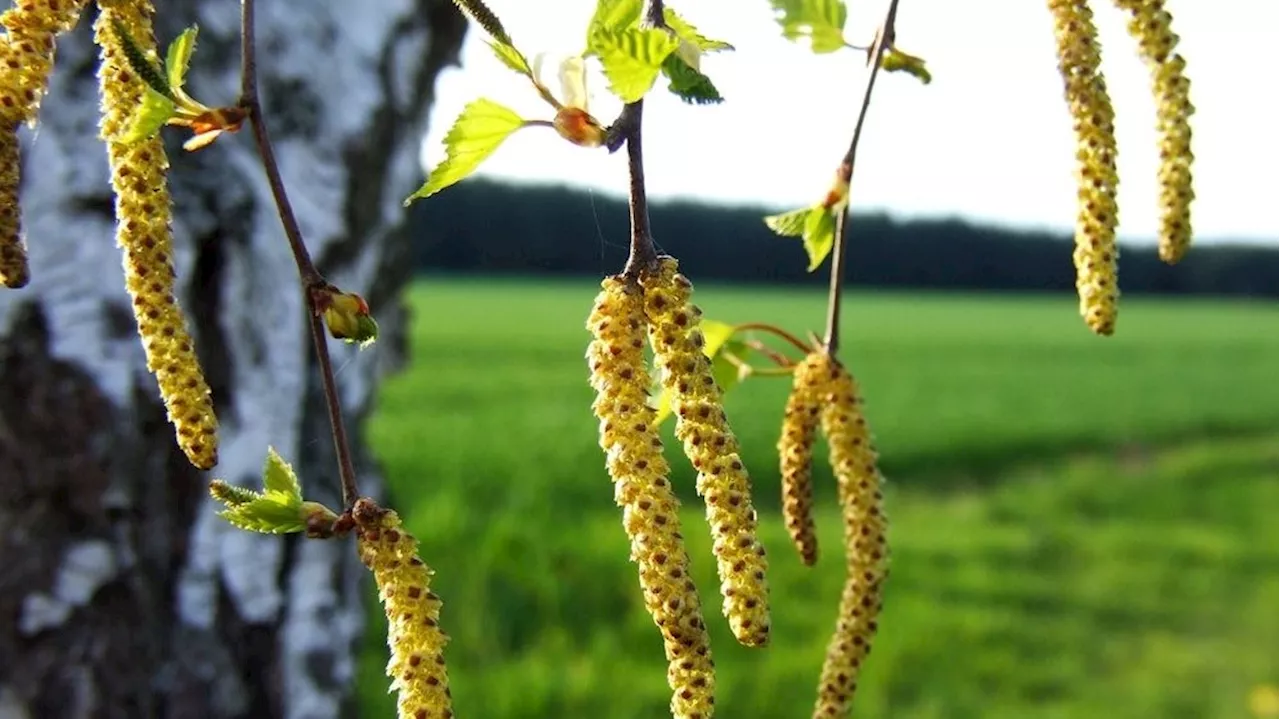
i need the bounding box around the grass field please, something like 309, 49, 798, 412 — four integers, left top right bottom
357, 278, 1278, 719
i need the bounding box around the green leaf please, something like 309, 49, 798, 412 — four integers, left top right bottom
881, 47, 932, 84
405, 98, 526, 204
451, 0, 512, 46
653, 319, 741, 425
663, 7, 734, 52
802, 206, 838, 271
769, 0, 848, 54
261, 447, 303, 504
661, 54, 723, 105
209, 479, 259, 507
165, 25, 198, 93
488, 40, 532, 76
764, 206, 811, 237
120, 88, 176, 144
218, 495, 308, 534
589, 27, 680, 103
585, 0, 644, 51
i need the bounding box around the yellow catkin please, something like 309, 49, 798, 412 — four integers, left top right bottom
0, 0, 88, 124
587, 276, 715, 719
778, 350, 826, 567
640, 256, 771, 648
353, 498, 454, 719
1112, 0, 1195, 264
812, 353, 889, 719
95, 1, 218, 470
0, 121, 26, 288
1048, 0, 1121, 336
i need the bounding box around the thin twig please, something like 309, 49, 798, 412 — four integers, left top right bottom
735, 322, 814, 354
239, 0, 361, 509
742, 338, 796, 369
824, 0, 901, 355
615, 0, 667, 279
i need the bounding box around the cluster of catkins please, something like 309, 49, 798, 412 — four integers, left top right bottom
1, 0, 218, 468
587, 256, 771, 718
778, 350, 889, 719
1047, 0, 1195, 336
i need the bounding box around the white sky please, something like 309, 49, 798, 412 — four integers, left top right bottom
421, 0, 1280, 244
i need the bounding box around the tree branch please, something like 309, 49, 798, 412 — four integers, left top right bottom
824, 0, 902, 356
614, 0, 667, 278
239, 0, 360, 509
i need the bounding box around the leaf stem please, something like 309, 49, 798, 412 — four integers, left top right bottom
824, 0, 901, 356
239, 0, 360, 510
614, 0, 667, 279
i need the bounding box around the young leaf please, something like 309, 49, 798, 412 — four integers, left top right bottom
585, 0, 644, 52
209, 479, 259, 507
489, 40, 532, 76
166, 25, 198, 93
881, 47, 932, 84
769, 0, 848, 54
110, 19, 173, 100
764, 206, 811, 237
663, 7, 734, 52
661, 54, 723, 105
218, 495, 309, 534
405, 98, 526, 203
261, 446, 303, 504
802, 206, 838, 271
120, 89, 176, 144
589, 27, 680, 103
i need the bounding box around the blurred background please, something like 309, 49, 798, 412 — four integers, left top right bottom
0, 0, 1274, 718
357, 1, 1279, 718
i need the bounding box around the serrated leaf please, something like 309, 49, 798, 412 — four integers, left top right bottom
654, 319, 740, 424
405, 98, 526, 203
166, 25, 198, 93
209, 479, 260, 507
111, 19, 173, 99
802, 206, 838, 271
764, 206, 811, 237
218, 495, 308, 534
585, 0, 643, 52
589, 27, 680, 103
261, 446, 303, 503
881, 47, 932, 84
661, 54, 723, 105
663, 7, 734, 52
120, 89, 176, 144
488, 40, 531, 76
769, 0, 847, 54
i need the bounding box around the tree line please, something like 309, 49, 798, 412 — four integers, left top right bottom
407, 179, 1277, 298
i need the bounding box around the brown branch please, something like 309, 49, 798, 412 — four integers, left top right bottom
613, 0, 667, 278
239, 0, 360, 509
824, 0, 901, 356
735, 322, 814, 354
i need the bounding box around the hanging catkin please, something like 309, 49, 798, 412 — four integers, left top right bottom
640, 256, 771, 648
95, 0, 218, 469
812, 353, 889, 719
1047, 0, 1121, 336
587, 275, 716, 718
778, 350, 827, 566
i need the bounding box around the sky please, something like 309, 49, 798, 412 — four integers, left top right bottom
420, 0, 1280, 244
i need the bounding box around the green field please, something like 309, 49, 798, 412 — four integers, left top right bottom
358, 278, 1278, 719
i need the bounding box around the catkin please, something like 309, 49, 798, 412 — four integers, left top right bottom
95, 1, 218, 469
778, 350, 826, 566
640, 256, 771, 648
587, 275, 716, 719
1112, 0, 1195, 264
1048, 0, 1121, 336
812, 353, 889, 719
0, 0, 88, 124
353, 498, 454, 719
1, 121, 25, 288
